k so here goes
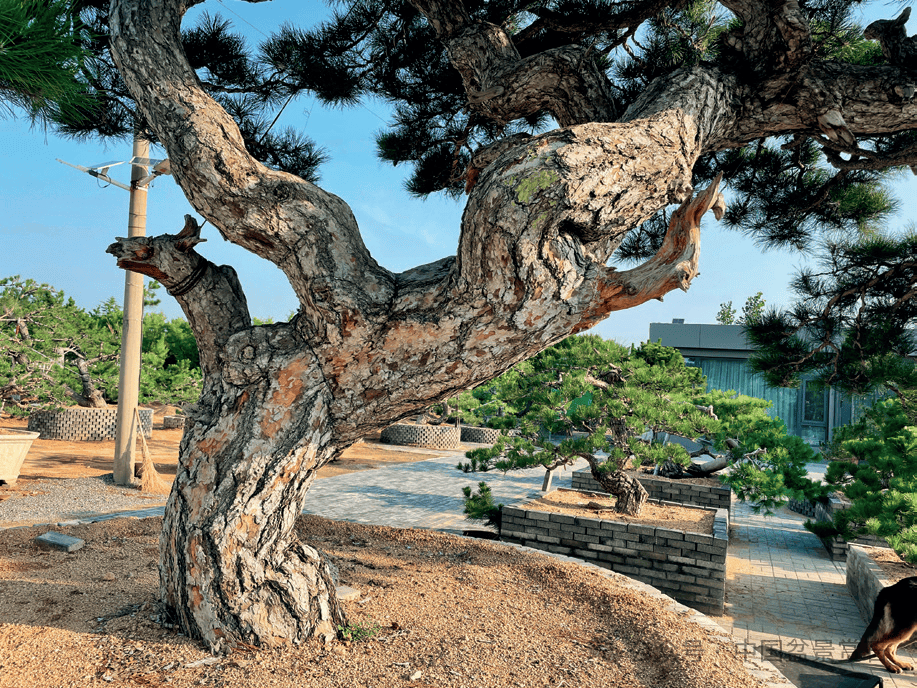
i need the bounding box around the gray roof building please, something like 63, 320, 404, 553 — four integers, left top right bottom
649, 321, 875, 447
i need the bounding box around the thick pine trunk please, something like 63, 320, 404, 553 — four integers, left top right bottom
158, 363, 346, 650
585, 456, 649, 516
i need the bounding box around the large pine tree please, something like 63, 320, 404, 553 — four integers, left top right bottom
87, 0, 917, 651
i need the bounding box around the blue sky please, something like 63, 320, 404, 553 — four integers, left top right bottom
1, 0, 915, 346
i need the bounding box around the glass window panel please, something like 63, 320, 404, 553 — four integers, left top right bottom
803, 382, 826, 423
691, 357, 800, 435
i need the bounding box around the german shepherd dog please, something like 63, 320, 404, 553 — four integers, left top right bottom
851, 576, 917, 673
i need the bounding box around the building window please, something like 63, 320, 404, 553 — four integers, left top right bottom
800, 380, 828, 444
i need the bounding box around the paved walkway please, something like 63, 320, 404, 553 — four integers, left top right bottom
302, 451, 915, 685
300, 446, 588, 533
7, 447, 915, 685
723, 501, 917, 686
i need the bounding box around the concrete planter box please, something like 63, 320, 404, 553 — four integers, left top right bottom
380, 423, 460, 449
501, 490, 729, 615
572, 467, 732, 516
846, 545, 896, 623
0, 429, 40, 486
27, 407, 153, 441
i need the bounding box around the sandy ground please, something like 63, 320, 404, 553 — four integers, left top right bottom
870, 546, 917, 582
0, 409, 773, 687
0, 410, 435, 487
523, 488, 716, 533
0, 515, 770, 688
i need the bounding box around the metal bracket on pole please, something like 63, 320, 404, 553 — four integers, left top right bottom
57, 158, 133, 191
57, 156, 171, 191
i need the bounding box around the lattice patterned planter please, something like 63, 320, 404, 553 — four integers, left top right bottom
0, 429, 40, 486
501, 491, 729, 615
27, 408, 153, 441
459, 425, 502, 444
380, 423, 460, 449
572, 468, 732, 515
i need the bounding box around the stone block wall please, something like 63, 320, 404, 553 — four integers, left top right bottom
846, 545, 892, 623
501, 494, 729, 615
788, 493, 889, 561
162, 415, 187, 430
380, 423, 460, 450
28, 408, 153, 441
572, 468, 732, 515
785, 498, 817, 519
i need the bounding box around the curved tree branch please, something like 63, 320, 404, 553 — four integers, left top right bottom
106, 216, 251, 378
720, 0, 812, 74
517, 0, 690, 42
407, 0, 618, 125
109, 0, 395, 340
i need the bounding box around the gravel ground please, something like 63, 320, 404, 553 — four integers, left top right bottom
0, 475, 166, 528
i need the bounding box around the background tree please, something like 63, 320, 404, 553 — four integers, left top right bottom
456, 335, 822, 521
0, 276, 202, 413
715, 300, 737, 325
0, 276, 119, 411
715, 291, 766, 325
98, 0, 917, 651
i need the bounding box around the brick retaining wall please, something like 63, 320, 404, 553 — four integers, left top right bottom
27, 408, 153, 441
380, 423, 460, 449
501, 490, 729, 615
572, 468, 732, 515
788, 494, 888, 561
846, 545, 893, 623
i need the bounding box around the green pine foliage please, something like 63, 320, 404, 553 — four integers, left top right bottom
28, 1, 328, 181
0, 0, 97, 125
461, 482, 503, 529
746, 231, 917, 399
0, 276, 202, 413
457, 335, 826, 520
809, 399, 917, 563
693, 389, 825, 510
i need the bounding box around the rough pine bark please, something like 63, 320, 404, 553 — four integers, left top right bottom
583, 453, 649, 516
71, 357, 107, 408
105, 0, 917, 650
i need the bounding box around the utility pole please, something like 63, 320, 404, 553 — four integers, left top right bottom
58, 135, 172, 486
112, 136, 149, 485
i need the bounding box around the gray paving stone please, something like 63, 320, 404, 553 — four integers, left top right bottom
34, 531, 84, 552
